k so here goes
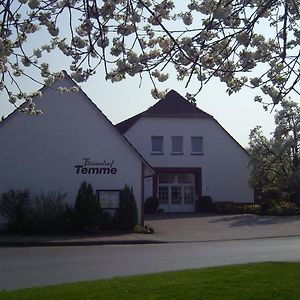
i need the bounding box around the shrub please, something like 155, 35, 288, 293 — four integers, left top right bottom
98, 211, 114, 230
115, 184, 138, 230
34, 191, 67, 220
265, 201, 300, 216
259, 190, 282, 213
74, 181, 102, 231
7, 191, 76, 234
214, 202, 245, 214
289, 191, 300, 206
144, 196, 159, 214
244, 204, 261, 214
133, 224, 154, 234
0, 189, 32, 221
198, 195, 214, 212
260, 198, 278, 213
28, 191, 75, 233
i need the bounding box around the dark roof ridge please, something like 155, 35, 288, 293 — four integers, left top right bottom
115, 89, 212, 134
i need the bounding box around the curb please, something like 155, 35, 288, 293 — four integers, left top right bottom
1, 234, 300, 248
0, 239, 166, 248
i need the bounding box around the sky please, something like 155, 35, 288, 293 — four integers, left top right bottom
1, 68, 277, 148
85, 73, 278, 149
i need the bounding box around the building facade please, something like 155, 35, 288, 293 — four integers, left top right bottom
116, 90, 254, 212
0, 75, 153, 226
0, 76, 253, 225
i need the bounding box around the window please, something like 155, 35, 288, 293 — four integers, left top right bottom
151, 136, 163, 154
191, 136, 203, 154
172, 136, 183, 154
184, 186, 194, 204
177, 173, 193, 184
171, 186, 182, 204
159, 173, 175, 184
158, 186, 169, 204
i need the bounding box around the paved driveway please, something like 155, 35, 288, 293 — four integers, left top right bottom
1, 213, 300, 246
143, 213, 300, 242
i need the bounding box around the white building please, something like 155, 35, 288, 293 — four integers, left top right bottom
116, 90, 254, 212
0, 74, 253, 226
0, 75, 153, 226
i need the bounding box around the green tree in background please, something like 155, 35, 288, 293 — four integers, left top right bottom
249, 100, 300, 203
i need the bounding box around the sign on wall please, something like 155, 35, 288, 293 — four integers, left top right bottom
74, 158, 118, 175
97, 190, 120, 209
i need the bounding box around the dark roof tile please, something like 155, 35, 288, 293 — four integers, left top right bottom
115, 89, 212, 133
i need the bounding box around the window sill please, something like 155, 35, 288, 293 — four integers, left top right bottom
190, 152, 203, 155
151, 152, 164, 155
171, 152, 183, 155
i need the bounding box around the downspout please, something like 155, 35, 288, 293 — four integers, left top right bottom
140, 162, 145, 226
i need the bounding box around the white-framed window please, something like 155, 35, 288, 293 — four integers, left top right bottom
191, 136, 203, 154
151, 136, 163, 154
171, 136, 183, 154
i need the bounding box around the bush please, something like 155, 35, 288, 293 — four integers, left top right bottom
244, 204, 261, 214
74, 181, 102, 231
29, 191, 75, 233
198, 195, 214, 212
214, 202, 245, 214
34, 191, 67, 220
144, 196, 159, 214
133, 224, 154, 234
0, 189, 32, 221
259, 190, 282, 213
260, 198, 278, 213
98, 211, 114, 230
289, 191, 300, 206
263, 201, 300, 216
6, 190, 76, 234
115, 184, 138, 230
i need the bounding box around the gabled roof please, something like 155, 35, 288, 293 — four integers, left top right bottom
115, 89, 212, 134
115, 89, 249, 156
0, 71, 154, 175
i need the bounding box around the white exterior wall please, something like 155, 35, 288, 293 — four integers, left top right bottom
0, 79, 144, 224
124, 116, 253, 203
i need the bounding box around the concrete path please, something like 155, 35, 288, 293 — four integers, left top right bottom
143, 213, 300, 242
1, 213, 300, 246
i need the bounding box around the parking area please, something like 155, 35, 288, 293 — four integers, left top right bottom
1, 213, 300, 246
143, 213, 300, 242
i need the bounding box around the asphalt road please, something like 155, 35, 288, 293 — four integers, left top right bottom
1, 236, 300, 291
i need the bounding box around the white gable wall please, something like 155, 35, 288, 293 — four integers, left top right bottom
123, 116, 253, 203
0, 79, 144, 224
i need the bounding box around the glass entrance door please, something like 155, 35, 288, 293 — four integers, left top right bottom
157, 173, 195, 212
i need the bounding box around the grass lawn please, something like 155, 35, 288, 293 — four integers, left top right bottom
1, 262, 300, 300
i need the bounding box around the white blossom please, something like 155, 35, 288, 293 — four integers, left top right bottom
33, 48, 42, 58
9, 95, 17, 104
72, 36, 87, 48
21, 57, 31, 67
151, 88, 167, 99
97, 37, 109, 48
1, 0, 300, 110
151, 69, 169, 82
236, 33, 250, 46
28, 0, 40, 9
44, 75, 54, 86
250, 78, 261, 87
182, 12, 193, 26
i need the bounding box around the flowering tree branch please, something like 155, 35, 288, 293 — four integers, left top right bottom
1, 0, 300, 113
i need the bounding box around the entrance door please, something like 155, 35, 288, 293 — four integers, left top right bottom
157, 173, 195, 212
